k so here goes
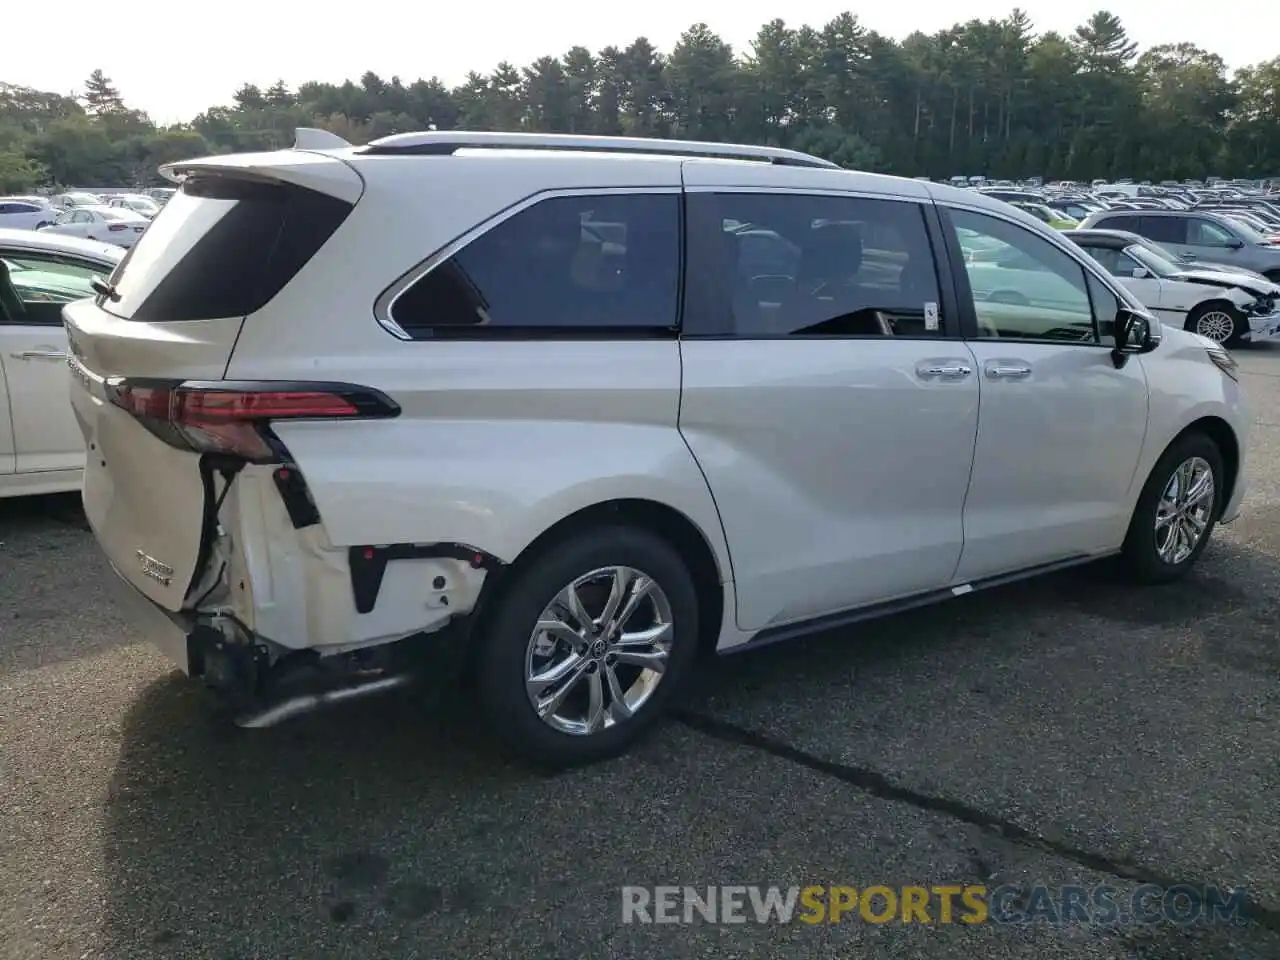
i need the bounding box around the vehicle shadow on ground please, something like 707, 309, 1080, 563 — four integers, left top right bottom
0, 491, 89, 531
99, 530, 1280, 957
693, 534, 1279, 700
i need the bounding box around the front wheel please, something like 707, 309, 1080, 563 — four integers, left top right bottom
1120, 432, 1223, 584
474, 525, 700, 767
1185, 302, 1243, 345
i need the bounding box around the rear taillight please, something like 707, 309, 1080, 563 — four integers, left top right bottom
106, 380, 399, 462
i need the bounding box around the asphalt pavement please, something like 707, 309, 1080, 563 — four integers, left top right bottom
4, 346, 1280, 959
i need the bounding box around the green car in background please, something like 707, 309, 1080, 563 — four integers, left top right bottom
1012, 201, 1080, 230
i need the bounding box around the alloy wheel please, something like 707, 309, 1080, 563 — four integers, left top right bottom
1194, 310, 1235, 343
1154, 456, 1215, 565
524, 565, 673, 736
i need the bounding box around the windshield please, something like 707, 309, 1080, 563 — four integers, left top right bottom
1125, 244, 1178, 279
1228, 218, 1268, 243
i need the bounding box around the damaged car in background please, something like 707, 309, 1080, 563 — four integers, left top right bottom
1066, 228, 1280, 345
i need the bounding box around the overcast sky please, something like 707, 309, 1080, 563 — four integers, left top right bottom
8, 0, 1279, 124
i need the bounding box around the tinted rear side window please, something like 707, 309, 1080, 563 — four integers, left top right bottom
102, 176, 352, 322
387, 192, 680, 338
1096, 214, 1140, 232
1136, 216, 1186, 244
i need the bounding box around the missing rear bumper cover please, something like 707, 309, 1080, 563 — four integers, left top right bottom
347, 543, 501, 614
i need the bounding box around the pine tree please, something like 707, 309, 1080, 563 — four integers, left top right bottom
265, 80, 294, 107
83, 69, 124, 114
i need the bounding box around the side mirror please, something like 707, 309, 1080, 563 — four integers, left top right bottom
1112, 306, 1159, 367
1131, 266, 1150, 279
1226, 238, 1245, 249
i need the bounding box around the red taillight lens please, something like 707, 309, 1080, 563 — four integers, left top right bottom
180, 390, 359, 423
106, 381, 397, 462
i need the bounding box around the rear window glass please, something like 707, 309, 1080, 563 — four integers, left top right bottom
102, 176, 352, 322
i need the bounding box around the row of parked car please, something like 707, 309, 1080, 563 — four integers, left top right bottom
0, 130, 1260, 764
954, 184, 1280, 346
0, 188, 175, 248
975, 181, 1280, 236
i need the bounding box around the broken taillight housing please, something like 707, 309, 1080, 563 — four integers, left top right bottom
105, 380, 400, 462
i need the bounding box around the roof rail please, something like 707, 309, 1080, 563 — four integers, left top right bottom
294, 127, 353, 150
356, 130, 840, 169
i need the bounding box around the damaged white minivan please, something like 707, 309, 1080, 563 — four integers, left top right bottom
66, 130, 1249, 766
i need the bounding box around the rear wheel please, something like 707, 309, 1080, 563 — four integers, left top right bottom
1184, 302, 1242, 345
1119, 432, 1223, 584
474, 525, 699, 767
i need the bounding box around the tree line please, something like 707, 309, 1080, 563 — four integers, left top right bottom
2, 9, 1279, 193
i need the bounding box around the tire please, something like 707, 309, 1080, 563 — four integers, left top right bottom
1119, 432, 1223, 585
1184, 302, 1243, 345
473, 525, 700, 768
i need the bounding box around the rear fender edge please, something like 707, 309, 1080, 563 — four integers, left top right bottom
485, 474, 733, 590
271, 421, 734, 583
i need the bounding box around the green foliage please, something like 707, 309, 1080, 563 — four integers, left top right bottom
2, 12, 1280, 193
0, 151, 47, 192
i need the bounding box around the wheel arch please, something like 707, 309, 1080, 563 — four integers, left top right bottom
476, 498, 727, 657
1170, 415, 1240, 512
1186, 297, 1241, 319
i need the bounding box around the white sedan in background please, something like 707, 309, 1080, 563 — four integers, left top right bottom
1066, 228, 1280, 345
0, 228, 123, 497
107, 194, 161, 219
39, 205, 149, 247
50, 192, 104, 209
0, 199, 56, 230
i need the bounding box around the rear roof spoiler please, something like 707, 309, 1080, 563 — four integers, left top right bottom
157, 127, 356, 187
158, 148, 364, 203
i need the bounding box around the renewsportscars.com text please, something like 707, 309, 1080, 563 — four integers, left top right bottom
621, 884, 1248, 926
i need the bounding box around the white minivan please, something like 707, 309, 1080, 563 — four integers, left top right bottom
65, 131, 1248, 765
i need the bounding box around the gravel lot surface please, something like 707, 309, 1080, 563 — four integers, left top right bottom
3, 345, 1280, 959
